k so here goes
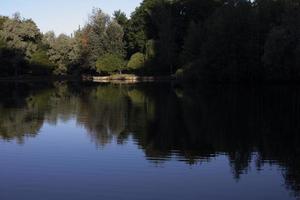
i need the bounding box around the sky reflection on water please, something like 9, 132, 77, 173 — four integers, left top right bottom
0, 82, 299, 200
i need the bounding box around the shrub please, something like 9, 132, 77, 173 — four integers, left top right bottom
96, 53, 126, 75
175, 68, 184, 79
127, 52, 145, 70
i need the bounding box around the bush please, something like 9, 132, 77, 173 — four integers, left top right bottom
29, 49, 54, 75
175, 68, 184, 79
96, 53, 126, 75
127, 52, 145, 70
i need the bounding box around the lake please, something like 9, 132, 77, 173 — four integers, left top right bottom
0, 81, 299, 200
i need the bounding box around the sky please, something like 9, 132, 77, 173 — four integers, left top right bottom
0, 0, 142, 35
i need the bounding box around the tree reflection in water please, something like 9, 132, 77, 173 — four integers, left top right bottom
0, 81, 299, 197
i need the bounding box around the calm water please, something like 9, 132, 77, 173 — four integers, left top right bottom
0, 82, 299, 200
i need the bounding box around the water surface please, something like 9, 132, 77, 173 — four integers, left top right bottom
0, 82, 299, 200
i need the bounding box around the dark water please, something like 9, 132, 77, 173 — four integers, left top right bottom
0, 81, 299, 200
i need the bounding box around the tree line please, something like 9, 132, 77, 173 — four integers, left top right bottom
1, 0, 300, 82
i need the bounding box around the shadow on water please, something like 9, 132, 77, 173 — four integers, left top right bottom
0, 81, 299, 197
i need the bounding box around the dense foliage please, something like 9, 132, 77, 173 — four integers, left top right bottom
96, 53, 126, 74
127, 52, 145, 71
1, 0, 300, 82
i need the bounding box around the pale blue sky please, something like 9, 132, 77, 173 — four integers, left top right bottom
0, 0, 142, 35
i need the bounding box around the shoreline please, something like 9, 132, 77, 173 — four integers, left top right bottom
0, 75, 79, 82
82, 74, 174, 84
2, 75, 300, 85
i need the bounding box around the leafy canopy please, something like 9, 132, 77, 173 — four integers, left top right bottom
96, 53, 126, 74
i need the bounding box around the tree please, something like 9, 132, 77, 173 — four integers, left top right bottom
75, 8, 126, 73
263, 5, 300, 80
150, 2, 177, 74
181, 21, 203, 64
0, 14, 42, 76
125, 0, 162, 56
106, 21, 125, 56
1, 15, 41, 59
85, 8, 110, 69
0, 16, 8, 30
96, 53, 126, 74
113, 10, 128, 28
42, 31, 56, 47
47, 34, 74, 75
185, 0, 259, 81
30, 49, 53, 75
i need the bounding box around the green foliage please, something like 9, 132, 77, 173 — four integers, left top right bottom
0, 10, 127, 77
1, 1, 300, 81
30, 49, 53, 74
175, 68, 184, 79
145, 39, 155, 60
125, 0, 161, 56
0, 14, 42, 76
46, 34, 75, 75
0, 36, 5, 49
127, 52, 145, 70
151, 2, 177, 74
0, 16, 8, 30
1, 16, 41, 59
106, 21, 125, 56
96, 53, 126, 74
262, 9, 300, 81
196, 1, 259, 81
84, 9, 110, 68
31, 49, 52, 66
181, 22, 203, 64
113, 10, 128, 28
77, 8, 125, 71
